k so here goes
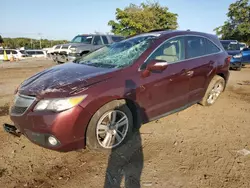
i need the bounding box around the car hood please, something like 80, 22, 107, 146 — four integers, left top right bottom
60, 43, 90, 48
226, 50, 241, 56
18, 62, 117, 98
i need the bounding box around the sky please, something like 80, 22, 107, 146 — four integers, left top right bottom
1, 0, 236, 40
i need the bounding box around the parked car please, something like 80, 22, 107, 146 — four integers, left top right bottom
48, 34, 125, 64
220, 40, 242, 70
25, 50, 47, 58
239, 42, 247, 51
0, 49, 29, 60
4, 30, 230, 152
241, 47, 250, 65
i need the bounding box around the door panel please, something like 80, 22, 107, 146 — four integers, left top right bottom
137, 37, 189, 120
185, 36, 217, 103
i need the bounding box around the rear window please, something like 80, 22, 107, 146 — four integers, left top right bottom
220, 41, 240, 51
111, 36, 125, 42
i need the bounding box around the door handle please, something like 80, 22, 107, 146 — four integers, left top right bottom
180, 69, 193, 76
186, 70, 194, 76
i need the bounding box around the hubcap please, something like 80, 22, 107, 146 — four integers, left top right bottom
96, 110, 129, 149
207, 82, 223, 104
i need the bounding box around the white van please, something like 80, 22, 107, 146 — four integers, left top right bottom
25, 50, 47, 58
0, 49, 29, 60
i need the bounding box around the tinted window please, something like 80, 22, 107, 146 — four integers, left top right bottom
186, 36, 206, 59
101, 36, 109, 44
243, 48, 250, 51
147, 37, 185, 64
36, 51, 44, 55
205, 39, 221, 54
5, 50, 10, 54
0, 50, 3, 55
26, 51, 35, 55
112, 36, 125, 42
11, 50, 17, 54
93, 36, 103, 45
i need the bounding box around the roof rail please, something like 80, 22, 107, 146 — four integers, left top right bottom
147, 29, 168, 33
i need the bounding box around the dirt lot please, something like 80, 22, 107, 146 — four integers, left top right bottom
0, 59, 250, 188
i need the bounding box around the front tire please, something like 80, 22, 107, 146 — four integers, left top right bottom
199, 75, 225, 106
86, 100, 133, 152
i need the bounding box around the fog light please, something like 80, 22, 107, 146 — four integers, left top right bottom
48, 136, 58, 146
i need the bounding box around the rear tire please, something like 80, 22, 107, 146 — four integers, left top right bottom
86, 100, 133, 152
199, 75, 225, 106
236, 64, 242, 71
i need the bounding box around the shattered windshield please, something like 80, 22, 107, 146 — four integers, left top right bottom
76, 35, 156, 68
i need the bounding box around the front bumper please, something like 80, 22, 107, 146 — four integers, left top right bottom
230, 58, 242, 69
68, 53, 81, 62
9, 105, 92, 152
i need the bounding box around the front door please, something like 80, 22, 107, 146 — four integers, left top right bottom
92, 36, 104, 51
137, 36, 191, 120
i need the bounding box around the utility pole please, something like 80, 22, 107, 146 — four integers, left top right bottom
38, 33, 42, 49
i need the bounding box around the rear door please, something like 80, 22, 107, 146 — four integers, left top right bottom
185, 36, 221, 103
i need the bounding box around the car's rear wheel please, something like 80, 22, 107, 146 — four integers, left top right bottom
199, 75, 225, 106
236, 63, 242, 71
86, 100, 133, 152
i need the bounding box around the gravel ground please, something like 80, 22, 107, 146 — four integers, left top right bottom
0, 59, 250, 188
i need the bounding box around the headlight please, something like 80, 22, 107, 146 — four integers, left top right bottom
233, 53, 242, 58
70, 47, 77, 53
34, 95, 87, 112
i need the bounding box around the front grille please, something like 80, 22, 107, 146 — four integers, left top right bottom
10, 94, 36, 116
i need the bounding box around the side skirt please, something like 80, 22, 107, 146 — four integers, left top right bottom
148, 100, 200, 122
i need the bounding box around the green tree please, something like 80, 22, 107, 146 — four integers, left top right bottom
2, 37, 69, 49
0, 35, 3, 44
108, 1, 178, 36
214, 0, 250, 44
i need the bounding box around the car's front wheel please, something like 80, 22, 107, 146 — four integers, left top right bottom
86, 100, 133, 152
199, 75, 225, 106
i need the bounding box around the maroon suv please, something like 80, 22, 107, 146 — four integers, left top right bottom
4, 30, 230, 152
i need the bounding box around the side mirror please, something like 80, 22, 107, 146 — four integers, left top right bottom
142, 59, 168, 78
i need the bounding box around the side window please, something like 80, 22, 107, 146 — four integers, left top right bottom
243, 48, 250, 51
112, 36, 124, 42
5, 50, 10, 54
0, 50, 3, 55
205, 39, 221, 54
93, 36, 103, 45
12, 50, 17, 54
101, 36, 109, 44
186, 36, 206, 59
147, 37, 185, 64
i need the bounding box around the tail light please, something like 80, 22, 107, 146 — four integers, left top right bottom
225, 56, 231, 66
